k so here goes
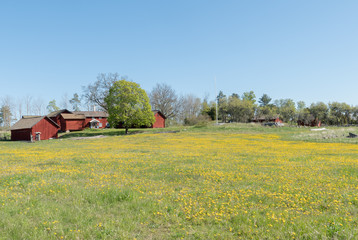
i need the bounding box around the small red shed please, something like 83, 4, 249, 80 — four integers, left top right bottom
152, 110, 166, 128
11, 116, 60, 141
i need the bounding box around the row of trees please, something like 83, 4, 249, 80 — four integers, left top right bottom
2, 72, 358, 127
213, 92, 358, 125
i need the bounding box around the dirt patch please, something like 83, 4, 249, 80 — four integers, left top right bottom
70, 135, 107, 140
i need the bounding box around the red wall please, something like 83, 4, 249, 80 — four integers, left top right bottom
152, 113, 165, 128
64, 119, 84, 131
11, 129, 32, 141
84, 117, 108, 129
31, 118, 59, 140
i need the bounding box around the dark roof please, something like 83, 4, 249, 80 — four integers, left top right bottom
61, 113, 85, 120
11, 116, 60, 130
152, 110, 166, 119
47, 109, 73, 117
73, 111, 109, 118
22, 115, 42, 119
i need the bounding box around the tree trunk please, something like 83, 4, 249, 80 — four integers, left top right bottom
125, 127, 128, 135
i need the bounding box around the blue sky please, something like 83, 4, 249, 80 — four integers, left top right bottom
1, 1, 358, 110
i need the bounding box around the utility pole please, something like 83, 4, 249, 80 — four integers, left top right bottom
215, 76, 218, 125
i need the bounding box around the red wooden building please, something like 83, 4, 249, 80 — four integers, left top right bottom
152, 110, 166, 128
48, 109, 72, 126
59, 113, 85, 131
11, 116, 59, 141
73, 111, 109, 129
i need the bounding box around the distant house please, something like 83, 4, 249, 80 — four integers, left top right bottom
73, 111, 109, 129
11, 116, 59, 141
152, 110, 166, 128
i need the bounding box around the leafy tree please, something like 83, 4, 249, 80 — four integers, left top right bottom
274, 99, 296, 122
0, 97, 14, 127
296, 101, 306, 113
105, 80, 154, 134
69, 93, 81, 111
328, 102, 351, 125
242, 91, 256, 103
231, 93, 240, 99
309, 102, 328, 124
258, 94, 272, 107
0, 105, 12, 128
149, 83, 181, 119
47, 100, 60, 113
217, 91, 228, 122
201, 99, 216, 120
228, 96, 255, 122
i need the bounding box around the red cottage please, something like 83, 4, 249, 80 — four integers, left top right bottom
73, 111, 109, 129
59, 113, 85, 132
152, 110, 166, 128
11, 116, 60, 141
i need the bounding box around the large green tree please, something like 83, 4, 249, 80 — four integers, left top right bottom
105, 80, 155, 134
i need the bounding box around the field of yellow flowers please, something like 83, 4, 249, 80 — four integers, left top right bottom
0, 126, 358, 239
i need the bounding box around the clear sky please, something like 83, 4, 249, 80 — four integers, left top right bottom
1, 0, 358, 110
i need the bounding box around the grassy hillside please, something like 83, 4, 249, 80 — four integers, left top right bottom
1, 124, 358, 239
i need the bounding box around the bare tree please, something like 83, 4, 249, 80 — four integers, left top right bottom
24, 95, 32, 115
33, 98, 45, 115
61, 93, 69, 109
149, 83, 181, 119
16, 97, 23, 121
82, 73, 124, 111
180, 94, 202, 121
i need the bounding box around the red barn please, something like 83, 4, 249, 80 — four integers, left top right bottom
59, 113, 85, 131
152, 110, 166, 128
11, 116, 59, 141
73, 111, 109, 129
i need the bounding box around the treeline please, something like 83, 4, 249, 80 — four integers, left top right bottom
208, 92, 358, 125
1, 73, 358, 127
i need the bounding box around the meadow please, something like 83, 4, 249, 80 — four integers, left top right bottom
0, 124, 358, 239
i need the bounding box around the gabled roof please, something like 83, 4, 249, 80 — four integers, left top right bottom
152, 110, 166, 119
60, 113, 85, 120
47, 109, 72, 118
11, 116, 60, 130
73, 111, 109, 118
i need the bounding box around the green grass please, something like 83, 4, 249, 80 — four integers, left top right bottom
0, 123, 358, 239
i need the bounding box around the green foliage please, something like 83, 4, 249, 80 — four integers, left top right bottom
242, 91, 256, 104
309, 102, 328, 123
201, 100, 216, 120
228, 96, 256, 123
0, 105, 12, 128
69, 93, 81, 111
258, 94, 272, 107
47, 99, 60, 113
274, 99, 296, 122
105, 80, 155, 134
